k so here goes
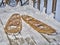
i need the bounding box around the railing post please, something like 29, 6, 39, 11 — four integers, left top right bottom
0, 0, 6, 7
44, 0, 47, 13
52, 0, 57, 14
37, 0, 40, 10
32, 0, 36, 7
40, 0, 44, 12
6, 0, 9, 4
55, 0, 60, 22
29, 0, 33, 7
46, 0, 53, 14
34, 0, 37, 8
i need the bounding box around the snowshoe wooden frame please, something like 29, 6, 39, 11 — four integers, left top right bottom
21, 15, 56, 35
4, 13, 22, 33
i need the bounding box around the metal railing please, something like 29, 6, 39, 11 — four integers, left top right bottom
32, 0, 57, 14
0, 0, 60, 21
0, 0, 29, 7
0, 0, 6, 7
0, 0, 57, 13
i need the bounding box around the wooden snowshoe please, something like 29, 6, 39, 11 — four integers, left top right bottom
21, 15, 56, 35
4, 13, 22, 33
